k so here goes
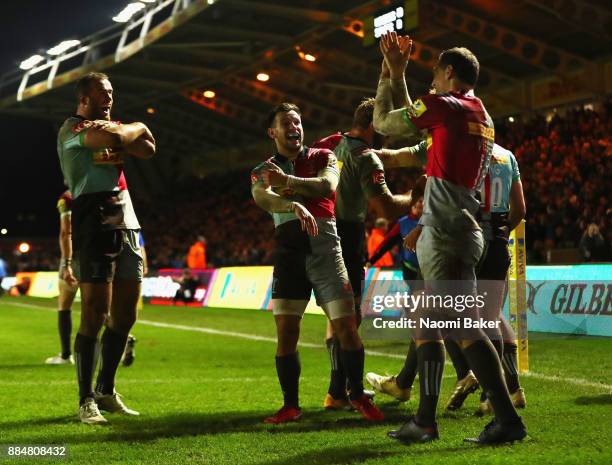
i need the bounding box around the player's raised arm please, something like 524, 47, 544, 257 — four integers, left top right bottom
251, 180, 294, 213
382, 32, 412, 108
367, 140, 427, 169
251, 179, 318, 236
369, 191, 414, 220
82, 121, 154, 155
122, 125, 156, 159
374, 32, 420, 138
261, 154, 339, 198
355, 150, 414, 220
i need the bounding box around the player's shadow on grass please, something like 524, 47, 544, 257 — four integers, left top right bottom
6, 408, 410, 445
255, 442, 479, 465
0, 410, 266, 441
0, 364, 55, 370
0, 415, 75, 430
256, 444, 398, 465
575, 394, 612, 405
265, 408, 409, 435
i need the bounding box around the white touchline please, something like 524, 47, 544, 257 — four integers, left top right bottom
5, 301, 612, 392
0, 373, 463, 387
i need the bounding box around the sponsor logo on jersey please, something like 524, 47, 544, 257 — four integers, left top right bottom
372, 169, 385, 184
406, 99, 428, 118
490, 153, 510, 165
93, 149, 124, 165
468, 122, 495, 141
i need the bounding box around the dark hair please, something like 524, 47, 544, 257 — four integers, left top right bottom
267, 102, 300, 128
352, 98, 375, 129
75, 72, 109, 100
438, 47, 479, 87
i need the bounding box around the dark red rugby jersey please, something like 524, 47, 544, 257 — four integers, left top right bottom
405, 91, 493, 190
252, 146, 337, 218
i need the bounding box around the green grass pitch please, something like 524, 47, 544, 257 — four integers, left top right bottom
1, 296, 611, 465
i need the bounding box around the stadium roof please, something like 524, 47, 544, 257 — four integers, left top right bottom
0, 0, 610, 190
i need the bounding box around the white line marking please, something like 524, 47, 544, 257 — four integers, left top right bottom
0, 374, 460, 387
522, 372, 612, 391
4, 300, 612, 392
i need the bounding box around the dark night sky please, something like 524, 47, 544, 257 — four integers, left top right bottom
0, 1, 128, 237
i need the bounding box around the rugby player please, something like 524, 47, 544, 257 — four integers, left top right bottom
251, 103, 384, 424
311, 98, 421, 410
57, 71, 155, 424
445, 143, 527, 413
373, 32, 526, 444
45, 190, 78, 365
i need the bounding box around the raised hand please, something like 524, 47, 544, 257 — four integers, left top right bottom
380, 31, 413, 79
261, 162, 288, 187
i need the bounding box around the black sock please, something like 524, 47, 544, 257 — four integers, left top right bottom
444, 338, 470, 381
479, 339, 503, 402
502, 342, 520, 393
74, 333, 97, 404
95, 327, 129, 395
326, 337, 346, 399
276, 352, 300, 408
415, 342, 445, 427
58, 309, 72, 359
463, 339, 519, 424
396, 340, 417, 389
490, 338, 504, 361
340, 346, 365, 401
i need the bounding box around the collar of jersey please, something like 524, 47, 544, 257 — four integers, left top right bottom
273, 146, 308, 163
343, 133, 370, 146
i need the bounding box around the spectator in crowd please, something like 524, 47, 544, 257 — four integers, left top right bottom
368, 218, 394, 267
173, 268, 200, 304
496, 102, 610, 262
187, 235, 207, 269
579, 223, 608, 262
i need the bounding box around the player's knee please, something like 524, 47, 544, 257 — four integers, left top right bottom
79, 313, 106, 337
331, 316, 361, 350
275, 316, 300, 349
109, 313, 136, 334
